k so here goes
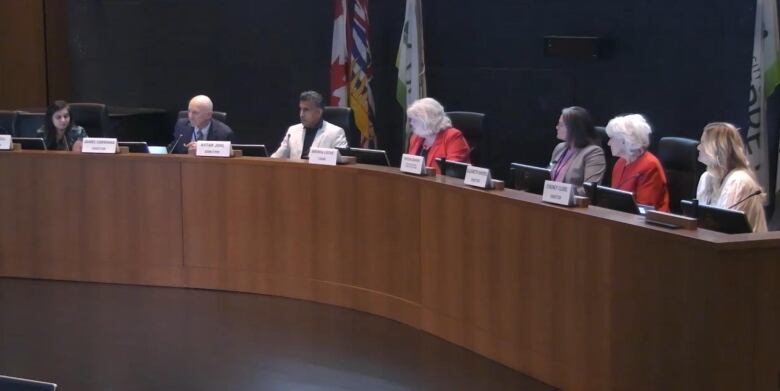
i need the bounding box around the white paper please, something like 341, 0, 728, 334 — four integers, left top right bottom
196, 141, 231, 157
82, 137, 118, 154
308, 147, 339, 166
464, 165, 491, 188
400, 154, 425, 175
542, 180, 575, 206
0, 135, 11, 150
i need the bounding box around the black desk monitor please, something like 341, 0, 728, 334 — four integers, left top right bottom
337, 147, 390, 166
584, 183, 640, 215
0, 375, 57, 390
435, 158, 469, 179
509, 163, 550, 195
232, 144, 268, 157
12, 137, 46, 150
680, 199, 752, 234
118, 141, 149, 153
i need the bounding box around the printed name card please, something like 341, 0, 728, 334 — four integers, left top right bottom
542, 180, 575, 206
82, 137, 118, 154
0, 135, 11, 150
308, 147, 339, 166
464, 165, 492, 189
196, 141, 232, 157
400, 154, 425, 175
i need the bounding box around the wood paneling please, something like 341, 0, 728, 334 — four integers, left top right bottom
0, 0, 47, 109
1, 151, 779, 391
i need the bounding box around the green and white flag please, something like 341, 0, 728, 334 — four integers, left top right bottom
396, 0, 427, 149
746, 0, 780, 196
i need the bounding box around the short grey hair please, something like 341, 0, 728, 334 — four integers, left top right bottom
606, 114, 652, 157
299, 91, 325, 109
406, 97, 452, 133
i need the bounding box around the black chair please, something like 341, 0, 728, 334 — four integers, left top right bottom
13, 112, 46, 138
657, 137, 704, 214
0, 375, 57, 390
177, 110, 228, 123
69, 103, 111, 138
0, 110, 16, 135
446, 111, 485, 166
323, 106, 354, 146
594, 126, 615, 186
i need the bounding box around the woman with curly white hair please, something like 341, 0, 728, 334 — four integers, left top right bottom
696, 122, 767, 232
406, 97, 470, 174
605, 114, 670, 211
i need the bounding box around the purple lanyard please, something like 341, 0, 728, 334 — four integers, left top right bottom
552, 148, 573, 181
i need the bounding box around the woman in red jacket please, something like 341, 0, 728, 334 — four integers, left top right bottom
605, 114, 670, 212
406, 98, 470, 173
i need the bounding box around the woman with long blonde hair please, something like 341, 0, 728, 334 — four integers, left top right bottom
696, 122, 767, 232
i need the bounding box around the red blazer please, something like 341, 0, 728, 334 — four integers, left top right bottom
611, 151, 670, 212
407, 127, 471, 174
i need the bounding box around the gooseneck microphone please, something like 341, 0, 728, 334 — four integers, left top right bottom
728, 190, 762, 209
167, 133, 184, 154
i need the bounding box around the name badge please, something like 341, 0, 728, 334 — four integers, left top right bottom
196, 141, 231, 157
542, 180, 575, 206
308, 147, 339, 166
82, 137, 118, 154
0, 135, 11, 150
464, 165, 492, 188
400, 154, 425, 175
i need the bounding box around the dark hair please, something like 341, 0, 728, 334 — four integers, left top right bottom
299, 91, 325, 109
561, 106, 597, 148
44, 100, 73, 149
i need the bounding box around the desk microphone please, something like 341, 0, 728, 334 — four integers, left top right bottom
167, 133, 184, 154
728, 190, 762, 209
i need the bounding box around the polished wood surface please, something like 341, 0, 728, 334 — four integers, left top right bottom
0, 0, 47, 109
1, 151, 779, 391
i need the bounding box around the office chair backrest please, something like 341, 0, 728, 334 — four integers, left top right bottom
446, 111, 484, 165
0, 110, 17, 135
14, 112, 46, 138
323, 106, 354, 146
657, 136, 703, 214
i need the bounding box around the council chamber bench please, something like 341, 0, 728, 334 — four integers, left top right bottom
0, 150, 778, 391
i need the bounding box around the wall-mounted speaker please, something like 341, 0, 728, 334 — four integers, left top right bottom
543, 36, 608, 59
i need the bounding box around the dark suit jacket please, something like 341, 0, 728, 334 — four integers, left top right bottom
169, 118, 234, 154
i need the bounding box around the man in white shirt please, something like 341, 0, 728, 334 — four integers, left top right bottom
271, 91, 348, 159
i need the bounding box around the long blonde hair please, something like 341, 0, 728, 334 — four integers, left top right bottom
700, 122, 754, 180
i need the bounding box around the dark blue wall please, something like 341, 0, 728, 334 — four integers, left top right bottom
68, 0, 756, 179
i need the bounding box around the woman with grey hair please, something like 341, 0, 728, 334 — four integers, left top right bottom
605, 114, 670, 211
406, 97, 470, 174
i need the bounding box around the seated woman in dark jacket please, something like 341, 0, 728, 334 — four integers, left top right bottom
36, 101, 88, 151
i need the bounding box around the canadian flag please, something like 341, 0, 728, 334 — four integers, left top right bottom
330, 0, 349, 107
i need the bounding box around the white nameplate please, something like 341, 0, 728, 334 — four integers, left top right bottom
400, 154, 425, 175
196, 141, 231, 157
308, 147, 339, 166
0, 135, 11, 150
542, 180, 575, 206
464, 165, 492, 188
82, 137, 118, 154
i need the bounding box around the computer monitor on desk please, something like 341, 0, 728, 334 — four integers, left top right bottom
232, 144, 268, 157
336, 147, 390, 166
12, 137, 46, 150
435, 158, 469, 179
118, 141, 149, 153
680, 200, 752, 234
509, 163, 550, 195
584, 183, 641, 214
